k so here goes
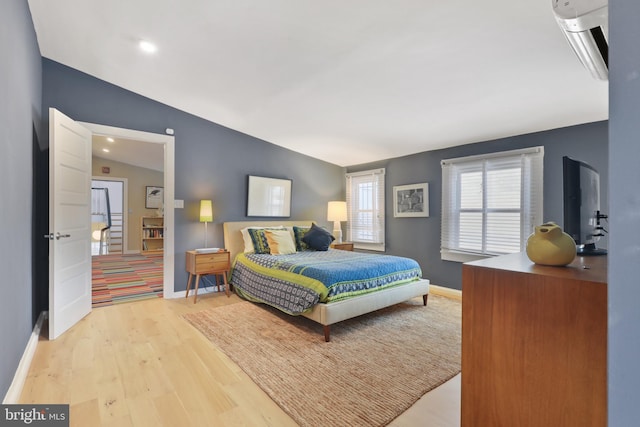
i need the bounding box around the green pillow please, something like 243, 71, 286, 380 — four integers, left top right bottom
293, 226, 312, 251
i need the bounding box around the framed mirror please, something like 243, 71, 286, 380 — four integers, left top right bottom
247, 175, 292, 217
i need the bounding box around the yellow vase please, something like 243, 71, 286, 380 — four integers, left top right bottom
526, 222, 577, 266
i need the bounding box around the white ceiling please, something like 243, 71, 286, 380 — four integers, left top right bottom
92, 134, 164, 172
28, 0, 608, 167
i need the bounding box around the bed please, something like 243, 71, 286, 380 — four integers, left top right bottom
223, 220, 430, 341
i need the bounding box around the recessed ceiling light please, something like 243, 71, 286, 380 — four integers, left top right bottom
139, 40, 158, 54
106, 137, 114, 142
102, 148, 110, 153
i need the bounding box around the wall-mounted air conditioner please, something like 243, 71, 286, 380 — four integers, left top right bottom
553, 0, 608, 80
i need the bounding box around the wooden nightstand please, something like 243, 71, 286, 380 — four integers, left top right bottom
331, 242, 354, 251
185, 250, 231, 303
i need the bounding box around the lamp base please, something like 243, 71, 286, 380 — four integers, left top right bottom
333, 221, 342, 244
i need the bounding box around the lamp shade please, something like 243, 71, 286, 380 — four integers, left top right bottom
327, 201, 347, 222
199, 200, 213, 222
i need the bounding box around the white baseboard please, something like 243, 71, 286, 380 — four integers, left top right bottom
429, 284, 462, 300
3, 311, 47, 404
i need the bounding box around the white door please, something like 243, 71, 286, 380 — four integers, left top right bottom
47, 108, 92, 339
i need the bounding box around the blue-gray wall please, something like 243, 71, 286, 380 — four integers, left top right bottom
609, 0, 640, 424
41, 59, 345, 293
0, 0, 42, 398
347, 121, 608, 290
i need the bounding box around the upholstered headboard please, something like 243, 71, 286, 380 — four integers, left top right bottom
223, 220, 314, 263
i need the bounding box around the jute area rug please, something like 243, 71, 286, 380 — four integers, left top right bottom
182, 295, 461, 427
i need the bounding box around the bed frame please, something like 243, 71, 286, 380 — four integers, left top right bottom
223, 220, 430, 341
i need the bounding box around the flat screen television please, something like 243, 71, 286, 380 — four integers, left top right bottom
562, 156, 607, 255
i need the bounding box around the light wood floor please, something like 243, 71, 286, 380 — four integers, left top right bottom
20, 292, 461, 426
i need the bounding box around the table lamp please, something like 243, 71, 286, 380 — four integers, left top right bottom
327, 201, 347, 243
199, 199, 213, 247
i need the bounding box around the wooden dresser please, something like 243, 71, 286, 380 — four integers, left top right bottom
461, 252, 607, 427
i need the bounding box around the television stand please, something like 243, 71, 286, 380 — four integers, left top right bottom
461, 252, 607, 426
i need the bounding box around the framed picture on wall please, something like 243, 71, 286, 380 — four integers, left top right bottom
145, 186, 164, 209
393, 183, 429, 217
246, 175, 292, 217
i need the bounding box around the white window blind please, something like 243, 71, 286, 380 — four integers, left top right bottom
346, 168, 385, 251
441, 147, 543, 262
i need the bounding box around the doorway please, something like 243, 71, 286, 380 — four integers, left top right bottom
82, 122, 176, 301
90, 135, 166, 307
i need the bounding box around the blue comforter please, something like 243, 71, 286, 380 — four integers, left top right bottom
229, 249, 422, 315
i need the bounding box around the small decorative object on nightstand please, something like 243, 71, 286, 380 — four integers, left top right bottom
185, 249, 231, 303
330, 242, 354, 251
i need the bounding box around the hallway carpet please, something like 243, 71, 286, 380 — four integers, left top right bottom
92, 253, 163, 307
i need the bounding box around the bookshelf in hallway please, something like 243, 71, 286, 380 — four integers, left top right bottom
141, 216, 164, 254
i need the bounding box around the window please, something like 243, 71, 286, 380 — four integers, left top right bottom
346, 168, 385, 251
441, 147, 544, 262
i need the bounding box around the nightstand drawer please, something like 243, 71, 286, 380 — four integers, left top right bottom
195, 254, 228, 270
186, 250, 230, 274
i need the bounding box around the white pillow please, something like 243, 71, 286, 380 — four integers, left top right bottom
241, 226, 285, 253
264, 229, 297, 255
